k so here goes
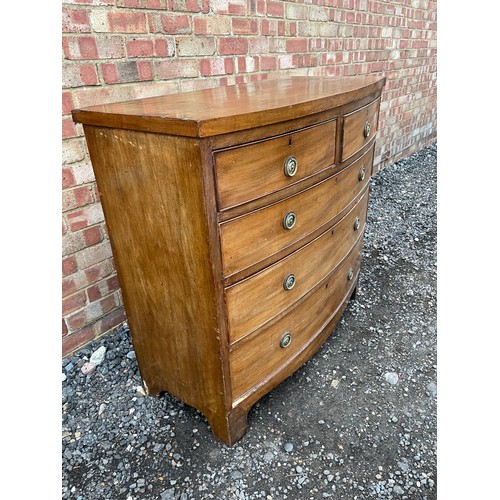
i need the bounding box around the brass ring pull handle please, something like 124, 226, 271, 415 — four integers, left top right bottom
283, 273, 296, 291
358, 166, 366, 182
347, 268, 354, 281
364, 121, 371, 138
280, 332, 292, 349
283, 211, 297, 230
353, 216, 361, 231
284, 156, 298, 177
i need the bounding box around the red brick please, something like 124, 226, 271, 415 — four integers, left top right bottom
126, 38, 154, 57
286, 38, 308, 53
63, 118, 77, 139
80, 63, 99, 85
63, 36, 98, 60
66, 203, 104, 231
261, 55, 277, 71
62, 318, 68, 338
171, 0, 203, 11
62, 92, 74, 115
84, 260, 115, 286
267, 0, 284, 17
87, 275, 121, 302
63, 256, 78, 277
158, 14, 191, 34
63, 290, 87, 316
62, 325, 95, 356
228, 1, 246, 15
154, 38, 174, 56
232, 18, 258, 35
108, 12, 147, 33
100, 63, 120, 84
218, 37, 248, 55
193, 15, 231, 34
63, 185, 95, 212
137, 61, 153, 80
62, 8, 90, 33
156, 58, 199, 78
98, 307, 127, 336
83, 225, 103, 246
62, 167, 76, 189
63, 276, 77, 298
200, 57, 234, 76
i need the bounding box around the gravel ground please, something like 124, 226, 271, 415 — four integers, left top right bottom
62, 143, 437, 500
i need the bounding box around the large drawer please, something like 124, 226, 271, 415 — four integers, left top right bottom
219, 144, 373, 277
229, 236, 363, 403
341, 98, 380, 162
226, 188, 369, 344
214, 119, 336, 210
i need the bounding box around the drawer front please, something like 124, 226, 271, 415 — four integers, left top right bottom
226, 189, 369, 344
214, 120, 336, 210
220, 144, 373, 277
341, 98, 380, 162
229, 236, 363, 403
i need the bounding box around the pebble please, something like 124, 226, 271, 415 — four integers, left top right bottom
426, 381, 437, 397
90, 346, 107, 366
284, 443, 293, 452
393, 485, 405, 495
384, 372, 400, 385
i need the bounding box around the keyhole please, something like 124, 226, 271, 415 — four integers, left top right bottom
289, 136, 292, 146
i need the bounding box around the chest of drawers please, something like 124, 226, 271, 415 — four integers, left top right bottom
72, 75, 385, 445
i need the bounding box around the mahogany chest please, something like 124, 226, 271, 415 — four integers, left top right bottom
73, 75, 386, 445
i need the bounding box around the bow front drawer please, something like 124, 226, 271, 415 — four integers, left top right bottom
341, 98, 380, 162
214, 120, 336, 210
229, 236, 363, 404
219, 145, 373, 278
226, 189, 369, 344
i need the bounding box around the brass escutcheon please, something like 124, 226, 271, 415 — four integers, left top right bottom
284, 155, 298, 177
283, 211, 297, 230
364, 121, 371, 138
283, 273, 296, 290
358, 166, 366, 181
280, 332, 292, 349
354, 216, 361, 231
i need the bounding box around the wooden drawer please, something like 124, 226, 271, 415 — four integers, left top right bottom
229, 236, 363, 403
226, 188, 369, 344
341, 98, 380, 162
214, 120, 336, 210
220, 145, 373, 277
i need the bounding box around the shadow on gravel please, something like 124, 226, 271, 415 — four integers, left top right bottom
62, 143, 437, 500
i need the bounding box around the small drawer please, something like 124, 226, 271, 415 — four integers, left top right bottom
219, 144, 374, 278
341, 98, 380, 162
214, 120, 336, 210
226, 189, 369, 344
229, 236, 363, 403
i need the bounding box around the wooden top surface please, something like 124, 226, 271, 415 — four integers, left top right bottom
72, 75, 385, 137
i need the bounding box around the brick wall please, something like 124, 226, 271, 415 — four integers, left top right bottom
62, 0, 437, 356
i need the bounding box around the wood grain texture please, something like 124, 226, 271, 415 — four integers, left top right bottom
214, 119, 336, 210
230, 236, 364, 404
219, 145, 374, 278
226, 188, 369, 344
81, 126, 234, 442
341, 98, 380, 162
72, 75, 385, 137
